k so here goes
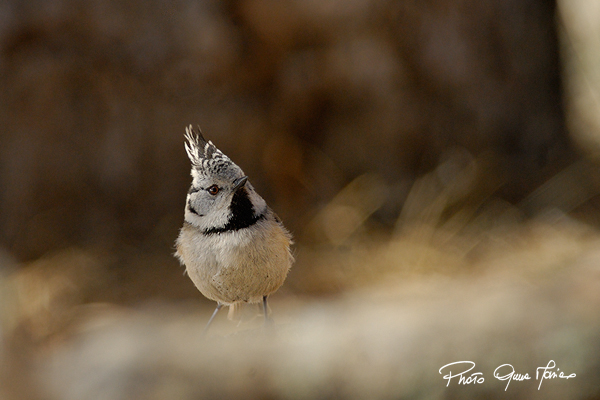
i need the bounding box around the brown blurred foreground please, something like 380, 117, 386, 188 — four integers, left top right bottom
2, 212, 600, 399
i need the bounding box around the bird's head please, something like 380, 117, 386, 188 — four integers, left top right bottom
183, 125, 266, 233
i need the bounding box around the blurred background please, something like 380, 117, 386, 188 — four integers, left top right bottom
2, 0, 600, 399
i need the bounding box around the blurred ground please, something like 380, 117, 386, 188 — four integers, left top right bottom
4, 214, 600, 400
2, 0, 600, 399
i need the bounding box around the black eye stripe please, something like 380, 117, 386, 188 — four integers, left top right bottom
188, 185, 222, 195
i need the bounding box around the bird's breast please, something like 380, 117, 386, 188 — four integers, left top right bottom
176, 218, 292, 304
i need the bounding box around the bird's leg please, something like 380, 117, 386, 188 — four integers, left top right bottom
202, 303, 223, 336
262, 295, 273, 326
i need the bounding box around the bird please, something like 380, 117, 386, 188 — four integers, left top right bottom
175, 125, 293, 335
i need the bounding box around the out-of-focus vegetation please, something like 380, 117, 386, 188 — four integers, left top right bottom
2, 0, 600, 399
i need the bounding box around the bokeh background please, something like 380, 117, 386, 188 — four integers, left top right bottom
2, 0, 600, 399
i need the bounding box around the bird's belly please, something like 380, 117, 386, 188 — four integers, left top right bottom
183, 230, 290, 305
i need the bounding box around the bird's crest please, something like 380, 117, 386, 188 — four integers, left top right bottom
184, 125, 242, 178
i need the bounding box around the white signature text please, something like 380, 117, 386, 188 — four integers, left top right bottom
439, 360, 575, 390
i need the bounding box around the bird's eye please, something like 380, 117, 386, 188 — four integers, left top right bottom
207, 185, 220, 195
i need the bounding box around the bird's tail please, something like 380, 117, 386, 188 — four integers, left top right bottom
227, 303, 243, 320
227, 301, 270, 320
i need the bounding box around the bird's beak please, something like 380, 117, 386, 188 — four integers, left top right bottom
232, 176, 248, 192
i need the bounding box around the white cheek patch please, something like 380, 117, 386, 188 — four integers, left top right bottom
185, 203, 230, 232
185, 189, 232, 231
